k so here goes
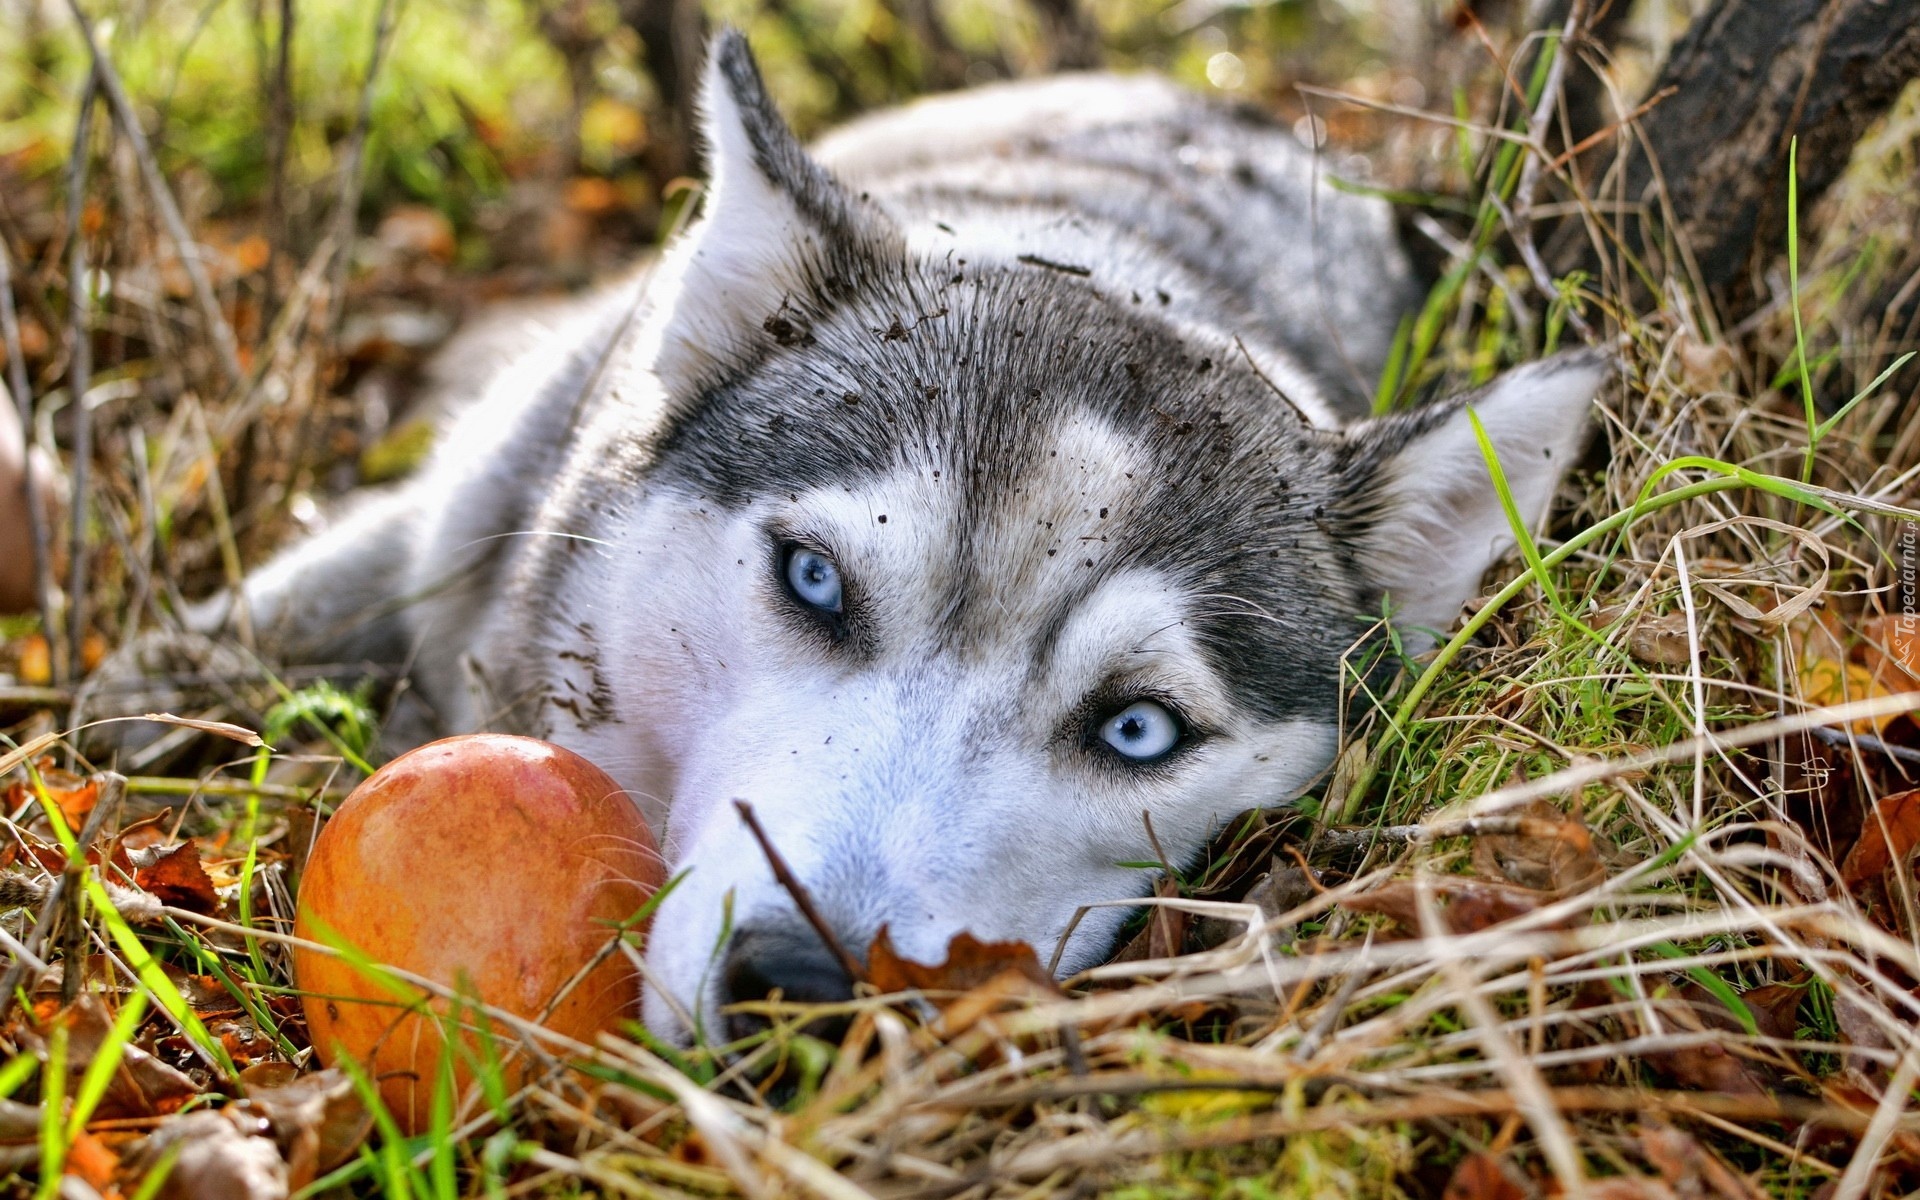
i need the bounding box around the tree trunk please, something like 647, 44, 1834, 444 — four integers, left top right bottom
621, 0, 708, 187
1553, 0, 1920, 318
1027, 0, 1101, 72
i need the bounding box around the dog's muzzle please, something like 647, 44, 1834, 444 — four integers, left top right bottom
719, 921, 856, 1043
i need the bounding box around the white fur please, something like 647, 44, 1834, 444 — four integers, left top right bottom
639, 74, 832, 398
1357, 356, 1607, 641
527, 413, 1336, 1041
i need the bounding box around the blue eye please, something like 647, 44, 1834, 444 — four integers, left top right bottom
1099, 700, 1182, 762
784, 546, 843, 614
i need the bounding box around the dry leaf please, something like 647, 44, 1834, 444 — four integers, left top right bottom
1442, 1153, 1527, 1200
1342, 878, 1563, 936
1794, 610, 1910, 735
1470, 800, 1607, 893
239, 1067, 371, 1190
3, 761, 98, 831
124, 1109, 289, 1200
30, 994, 201, 1119
1739, 981, 1808, 1043
1638, 1123, 1768, 1200
1113, 874, 1187, 962
1834, 989, 1897, 1086
1193, 861, 1322, 950
65, 1129, 119, 1190
1841, 788, 1920, 885
135, 842, 221, 915
1644, 1038, 1772, 1097
867, 928, 1056, 996
1628, 611, 1697, 666
1861, 615, 1920, 686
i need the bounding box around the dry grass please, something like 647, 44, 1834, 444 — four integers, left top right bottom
3, 6, 1920, 1198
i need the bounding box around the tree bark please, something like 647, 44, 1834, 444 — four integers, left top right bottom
1555, 0, 1920, 317
1027, 0, 1101, 72
620, 0, 708, 187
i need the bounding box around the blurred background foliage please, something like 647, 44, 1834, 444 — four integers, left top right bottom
0, 0, 1687, 279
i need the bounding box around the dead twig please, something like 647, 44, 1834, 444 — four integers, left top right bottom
62, 66, 98, 687
1509, 1, 1595, 341
1311, 815, 1586, 857
0, 228, 58, 668
0, 772, 127, 1020
1806, 722, 1920, 766
62, 0, 245, 390
733, 799, 868, 986
324, 0, 402, 346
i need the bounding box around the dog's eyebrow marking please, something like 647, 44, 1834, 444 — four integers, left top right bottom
1027, 578, 1100, 682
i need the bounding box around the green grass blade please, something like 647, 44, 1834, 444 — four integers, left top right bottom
83, 873, 232, 1073
1787, 137, 1817, 482
66, 991, 150, 1142
0, 1050, 38, 1099
1648, 940, 1757, 1036
126, 1142, 182, 1200
1814, 350, 1916, 440
1466, 406, 1565, 618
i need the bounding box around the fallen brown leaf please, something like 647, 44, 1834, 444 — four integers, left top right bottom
134, 842, 221, 915
64, 1129, 119, 1190
1111, 873, 1187, 963
238, 1067, 371, 1190
1860, 615, 1920, 687
1643, 1038, 1772, 1097
1471, 800, 1608, 894
3, 761, 99, 832
1834, 990, 1897, 1086
1738, 980, 1807, 1043
1841, 788, 1920, 885
867, 928, 1057, 996
1628, 611, 1697, 667
1442, 1153, 1527, 1200
1638, 1122, 1768, 1200
27, 994, 201, 1119
1795, 610, 1906, 735
124, 1108, 289, 1200
1342, 878, 1566, 936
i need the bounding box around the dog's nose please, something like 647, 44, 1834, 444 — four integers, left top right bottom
720, 922, 856, 1044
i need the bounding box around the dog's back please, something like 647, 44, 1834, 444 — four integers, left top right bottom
813, 73, 1420, 417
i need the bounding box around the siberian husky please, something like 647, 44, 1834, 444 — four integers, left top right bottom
183, 32, 1608, 1042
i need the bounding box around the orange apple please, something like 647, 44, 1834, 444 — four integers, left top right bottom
293, 735, 662, 1133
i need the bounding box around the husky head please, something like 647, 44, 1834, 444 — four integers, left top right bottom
547, 32, 1607, 1044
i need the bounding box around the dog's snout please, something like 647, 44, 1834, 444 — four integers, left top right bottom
720, 923, 856, 1043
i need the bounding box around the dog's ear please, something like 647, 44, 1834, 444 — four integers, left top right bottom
645, 29, 897, 395
1335, 350, 1610, 646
